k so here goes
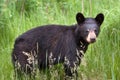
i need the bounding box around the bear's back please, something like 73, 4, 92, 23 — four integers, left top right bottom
16, 25, 75, 41
14, 25, 76, 52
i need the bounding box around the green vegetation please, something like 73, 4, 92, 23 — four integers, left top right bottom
0, 0, 120, 80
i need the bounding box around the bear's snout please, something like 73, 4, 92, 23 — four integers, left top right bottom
86, 31, 96, 43
90, 37, 96, 43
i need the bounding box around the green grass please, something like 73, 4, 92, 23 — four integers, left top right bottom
0, 0, 120, 80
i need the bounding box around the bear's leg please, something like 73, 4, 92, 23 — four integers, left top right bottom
64, 56, 80, 80
12, 51, 37, 79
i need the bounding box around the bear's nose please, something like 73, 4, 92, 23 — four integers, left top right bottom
90, 38, 96, 43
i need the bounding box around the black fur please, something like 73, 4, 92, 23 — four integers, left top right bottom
12, 12, 104, 79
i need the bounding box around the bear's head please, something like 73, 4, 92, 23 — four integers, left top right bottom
75, 12, 104, 43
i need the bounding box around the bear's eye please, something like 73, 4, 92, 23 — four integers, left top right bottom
85, 30, 89, 34
94, 29, 98, 33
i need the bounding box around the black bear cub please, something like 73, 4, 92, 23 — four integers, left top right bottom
12, 12, 104, 79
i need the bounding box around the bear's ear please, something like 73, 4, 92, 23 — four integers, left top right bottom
76, 12, 85, 24
95, 13, 104, 26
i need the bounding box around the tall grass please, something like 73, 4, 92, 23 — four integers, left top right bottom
0, 0, 120, 80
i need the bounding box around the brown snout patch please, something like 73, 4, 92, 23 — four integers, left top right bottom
86, 30, 96, 43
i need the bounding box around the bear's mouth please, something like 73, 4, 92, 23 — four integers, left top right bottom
86, 38, 96, 43
90, 38, 96, 43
